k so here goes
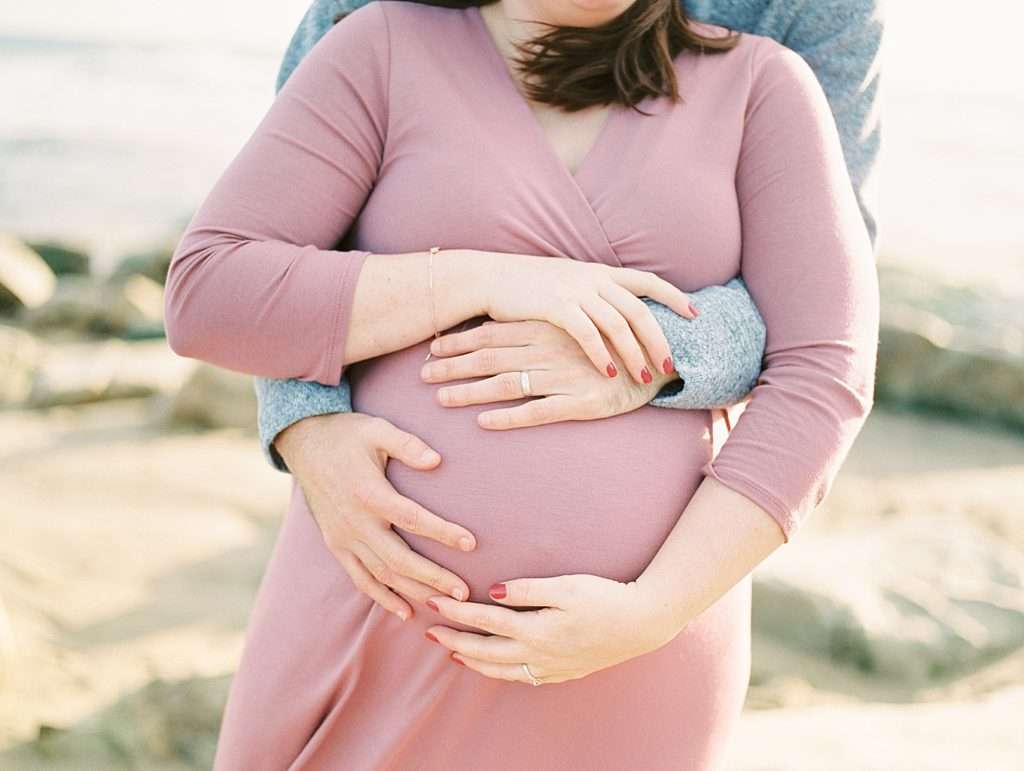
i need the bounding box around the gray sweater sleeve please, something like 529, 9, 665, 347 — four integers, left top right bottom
256, 0, 883, 473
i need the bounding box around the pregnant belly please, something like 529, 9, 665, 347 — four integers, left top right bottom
348, 328, 713, 602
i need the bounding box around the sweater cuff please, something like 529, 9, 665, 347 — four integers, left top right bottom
253, 376, 354, 473
645, 276, 766, 410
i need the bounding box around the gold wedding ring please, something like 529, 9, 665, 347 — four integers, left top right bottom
520, 370, 532, 397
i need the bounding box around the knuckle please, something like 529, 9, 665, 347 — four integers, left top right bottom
608, 314, 631, 337
619, 301, 646, 324
581, 327, 603, 347
520, 621, 545, 649
435, 577, 457, 596
488, 615, 513, 638
350, 481, 377, 509
500, 372, 520, 398
436, 386, 452, 406
324, 532, 349, 558
483, 409, 509, 429
358, 415, 387, 442
526, 401, 548, 423
350, 573, 374, 593
535, 320, 560, 340
379, 549, 408, 579
616, 266, 642, 281
477, 347, 497, 373
396, 430, 419, 457
393, 504, 421, 532
518, 582, 532, 606
517, 623, 541, 648
476, 325, 494, 347
369, 559, 393, 585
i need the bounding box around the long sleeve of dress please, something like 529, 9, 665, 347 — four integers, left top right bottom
691, 0, 884, 247
253, 0, 769, 473
163, 1, 390, 384
700, 44, 880, 543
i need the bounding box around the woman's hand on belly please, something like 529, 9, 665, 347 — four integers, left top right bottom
476, 250, 697, 384
274, 412, 478, 620
422, 574, 672, 685
419, 319, 679, 429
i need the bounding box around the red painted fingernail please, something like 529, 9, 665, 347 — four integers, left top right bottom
451, 653, 466, 666
641, 367, 652, 384
606, 362, 617, 378
426, 599, 440, 612
425, 631, 439, 644
489, 582, 507, 600
662, 357, 674, 374
688, 302, 699, 317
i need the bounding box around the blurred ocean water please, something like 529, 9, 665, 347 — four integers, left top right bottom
1, 0, 1021, 290
0, 0, 307, 274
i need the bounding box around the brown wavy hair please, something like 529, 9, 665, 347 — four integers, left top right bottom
333, 0, 740, 114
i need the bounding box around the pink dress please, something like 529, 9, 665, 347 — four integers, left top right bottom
164, 3, 879, 769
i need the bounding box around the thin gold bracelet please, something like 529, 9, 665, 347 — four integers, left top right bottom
424, 245, 442, 362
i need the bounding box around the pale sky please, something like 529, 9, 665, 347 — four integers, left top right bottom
3, 0, 1021, 289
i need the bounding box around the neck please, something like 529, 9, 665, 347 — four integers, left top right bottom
479, 2, 542, 62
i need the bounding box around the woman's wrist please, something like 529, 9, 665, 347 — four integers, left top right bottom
432, 248, 493, 328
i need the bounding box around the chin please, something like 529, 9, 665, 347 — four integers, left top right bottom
551, 0, 638, 26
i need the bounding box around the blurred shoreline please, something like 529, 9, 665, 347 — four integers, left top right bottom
3, 0, 1023, 289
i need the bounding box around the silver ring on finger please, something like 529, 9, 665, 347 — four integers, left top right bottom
519, 370, 533, 397
522, 662, 543, 686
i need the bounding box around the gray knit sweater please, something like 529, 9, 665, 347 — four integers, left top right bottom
256, 0, 883, 471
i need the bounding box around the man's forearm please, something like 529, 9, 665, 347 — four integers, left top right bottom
255, 376, 353, 471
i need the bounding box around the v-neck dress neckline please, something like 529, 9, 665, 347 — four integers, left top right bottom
466, 4, 624, 190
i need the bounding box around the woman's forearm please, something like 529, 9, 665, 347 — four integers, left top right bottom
637, 476, 786, 646
165, 238, 490, 382
341, 248, 489, 366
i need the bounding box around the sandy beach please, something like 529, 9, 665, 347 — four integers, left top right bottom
1, 384, 1021, 769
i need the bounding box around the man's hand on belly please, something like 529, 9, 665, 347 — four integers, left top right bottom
274, 412, 479, 621
419, 319, 679, 428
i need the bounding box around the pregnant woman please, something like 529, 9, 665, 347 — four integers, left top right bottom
164, 0, 880, 768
